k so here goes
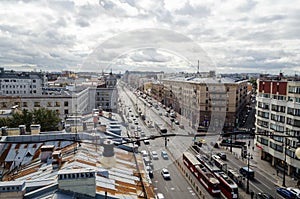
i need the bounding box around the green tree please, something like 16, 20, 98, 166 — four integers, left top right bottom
33, 108, 60, 132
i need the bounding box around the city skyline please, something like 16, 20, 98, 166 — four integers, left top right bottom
0, 0, 299, 74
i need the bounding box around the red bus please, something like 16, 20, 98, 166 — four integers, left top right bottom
183, 152, 220, 195
196, 155, 238, 199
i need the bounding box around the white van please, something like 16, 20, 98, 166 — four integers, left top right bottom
287, 187, 300, 198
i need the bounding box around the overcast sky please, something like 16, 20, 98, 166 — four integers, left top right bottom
0, 0, 299, 74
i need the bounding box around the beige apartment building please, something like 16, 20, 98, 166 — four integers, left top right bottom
157, 76, 249, 132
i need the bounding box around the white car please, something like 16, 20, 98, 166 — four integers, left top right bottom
151, 151, 159, 160
161, 168, 170, 180
156, 193, 165, 199
141, 150, 148, 158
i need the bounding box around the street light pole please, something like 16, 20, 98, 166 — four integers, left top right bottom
246, 152, 250, 194
283, 137, 286, 187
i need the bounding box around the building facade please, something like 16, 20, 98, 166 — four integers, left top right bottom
255, 78, 300, 177
161, 76, 249, 132
0, 68, 47, 96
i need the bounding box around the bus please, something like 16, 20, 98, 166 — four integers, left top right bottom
183, 152, 220, 195
227, 168, 243, 187
214, 172, 239, 199
197, 155, 238, 199
154, 122, 167, 134
212, 155, 227, 172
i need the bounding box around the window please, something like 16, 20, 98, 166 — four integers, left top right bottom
34, 102, 40, 107
55, 102, 60, 107
64, 101, 68, 106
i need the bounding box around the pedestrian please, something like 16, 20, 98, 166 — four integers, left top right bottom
250, 190, 254, 199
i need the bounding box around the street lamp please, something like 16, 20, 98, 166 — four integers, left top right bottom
246, 150, 253, 194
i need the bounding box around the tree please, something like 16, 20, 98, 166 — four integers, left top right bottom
33, 108, 60, 132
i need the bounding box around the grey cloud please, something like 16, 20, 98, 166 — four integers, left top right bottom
175, 2, 211, 18
130, 49, 171, 63
237, 0, 257, 12
254, 14, 286, 23
76, 18, 90, 27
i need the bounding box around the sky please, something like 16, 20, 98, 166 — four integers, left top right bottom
0, 0, 300, 74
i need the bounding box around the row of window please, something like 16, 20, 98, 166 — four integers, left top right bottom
287, 107, 300, 116
1, 85, 35, 88
58, 172, 95, 180
0, 79, 37, 83
0, 186, 21, 192
258, 137, 296, 158
288, 86, 300, 94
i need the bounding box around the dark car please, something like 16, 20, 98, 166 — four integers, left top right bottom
256, 193, 274, 199
277, 188, 296, 199
217, 152, 227, 160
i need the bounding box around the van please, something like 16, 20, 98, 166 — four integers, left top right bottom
287, 187, 300, 198
239, 166, 254, 179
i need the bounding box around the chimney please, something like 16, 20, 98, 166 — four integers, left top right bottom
30, 124, 41, 135
19, 125, 26, 135
52, 150, 62, 169
1, 126, 7, 136
40, 145, 55, 163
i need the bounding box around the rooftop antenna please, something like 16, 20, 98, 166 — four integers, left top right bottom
197, 60, 200, 74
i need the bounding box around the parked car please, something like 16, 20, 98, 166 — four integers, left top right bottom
256, 193, 274, 199
174, 120, 180, 125
216, 152, 227, 160
143, 139, 150, 145
161, 151, 168, 159
140, 131, 146, 137
151, 151, 159, 160
141, 150, 148, 158
277, 187, 296, 199
161, 168, 171, 180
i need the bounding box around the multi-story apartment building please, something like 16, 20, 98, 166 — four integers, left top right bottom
161, 75, 249, 132
0, 67, 47, 96
0, 68, 118, 120
255, 76, 300, 177
95, 72, 118, 112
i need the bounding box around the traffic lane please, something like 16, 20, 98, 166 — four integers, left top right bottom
224, 151, 277, 196
153, 162, 200, 199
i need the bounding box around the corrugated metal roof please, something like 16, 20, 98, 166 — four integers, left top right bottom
96, 175, 116, 190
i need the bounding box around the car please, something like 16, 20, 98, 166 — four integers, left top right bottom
134, 121, 139, 125
156, 193, 165, 199
143, 139, 150, 145
216, 152, 227, 160
277, 187, 296, 199
170, 118, 175, 122
256, 193, 274, 199
141, 150, 148, 158
287, 187, 300, 198
151, 151, 159, 160
161, 168, 170, 180
161, 151, 168, 159
174, 120, 180, 125
140, 131, 146, 137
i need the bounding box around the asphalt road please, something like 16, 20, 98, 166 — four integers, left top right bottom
118, 84, 200, 199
